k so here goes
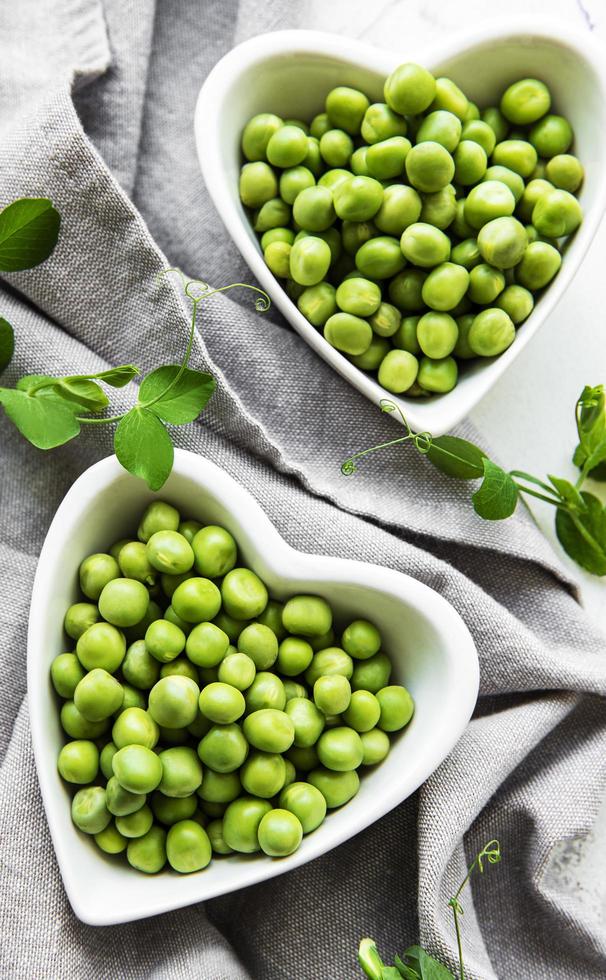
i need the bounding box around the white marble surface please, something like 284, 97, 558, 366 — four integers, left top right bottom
306, 0, 606, 927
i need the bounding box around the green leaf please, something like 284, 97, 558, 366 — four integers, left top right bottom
0, 198, 60, 272
548, 475, 586, 511
138, 365, 215, 425
0, 317, 14, 372
16, 374, 54, 391
381, 969, 404, 980
57, 378, 109, 413
555, 492, 606, 575
0, 386, 79, 448
394, 956, 421, 979
399, 948, 454, 980
472, 459, 519, 520
358, 939, 386, 980
574, 385, 606, 479
94, 365, 139, 388
114, 407, 173, 491
425, 435, 487, 480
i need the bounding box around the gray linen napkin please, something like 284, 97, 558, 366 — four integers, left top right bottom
1, 1, 605, 977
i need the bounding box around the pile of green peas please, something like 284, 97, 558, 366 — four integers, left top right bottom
239, 67, 583, 396
52, 500, 414, 873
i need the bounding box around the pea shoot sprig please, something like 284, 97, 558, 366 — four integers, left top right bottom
0, 197, 269, 490
342, 390, 606, 577
358, 839, 502, 980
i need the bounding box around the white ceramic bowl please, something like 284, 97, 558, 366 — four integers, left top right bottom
195, 23, 606, 435
28, 450, 478, 925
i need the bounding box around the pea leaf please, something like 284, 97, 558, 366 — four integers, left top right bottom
425, 435, 487, 480
0, 317, 14, 372
138, 364, 215, 425
114, 407, 173, 491
472, 459, 519, 520
555, 491, 606, 575
0, 198, 60, 271
573, 385, 606, 480
398, 947, 454, 980
548, 475, 586, 511
94, 365, 139, 388
0, 386, 79, 448
57, 378, 109, 413
394, 956, 421, 979
381, 969, 404, 980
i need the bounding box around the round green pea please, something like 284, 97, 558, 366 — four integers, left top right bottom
310, 112, 331, 139
481, 106, 509, 144
60, 700, 109, 740
342, 619, 381, 659
146, 530, 194, 576
333, 176, 383, 222
468, 309, 515, 357
98, 578, 149, 629
450, 238, 481, 271
71, 786, 111, 834
464, 181, 515, 230
430, 76, 468, 119
376, 684, 415, 731
342, 690, 381, 732
120, 639, 160, 690
305, 647, 353, 686
258, 808, 303, 857
421, 263, 469, 312
206, 819, 233, 855
325, 86, 369, 135
454, 140, 487, 185
126, 825, 167, 873
468, 263, 506, 305
74, 668, 123, 721
336, 277, 381, 317
355, 236, 405, 279
392, 315, 420, 354
405, 141, 454, 193
384, 63, 436, 116
461, 119, 496, 156
285, 697, 325, 747
368, 302, 401, 340
500, 78, 551, 125
112, 706, 159, 749
529, 114, 573, 157
241, 750, 286, 798
532, 189, 582, 238
313, 674, 351, 716
95, 822, 127, 854
350, 146, 370, 176
275, 636, 312, 676
197, 723, 248, 773
51, 653, 86, 699
197, 768, 241, 804
495, 284, 534, 324
366, 136, 411, 180
218, 652, 256, 691
245, 671, 287, 712
254, 198, 291, 233
374, 184, 422, 236
172, 577, 222, 623
64, 602, 100, 640
400, 222, 450, 267
148, 675, 200, 728
223, 796, 272, 853
389, 269, 427, 312
118, 541, 157, 586
545, 154, 584, 193
378, 349, 419, 394
515, 240, 561, 289
112, 744, 162, 795
351, 652, 392, 692
115, 803, 154, 839
199, 682, 245, 724
99, 741, 118, 780
297, 282, 338, 327
239, 161, 278, 209
137, 501, 180, 542
492, 139, 538, 177
419, 184, 457, 231
145, 619, 186, 663
264, 241, 291, 279
241, 112, 283, 161
477, 215, 528, 270
308, 767, 360, 808
286, 745, 319, 771
292, 186, 336, 234
158, 745, 203, 798
416, 110, 461, 152
324, 310, 372, 356
57, 739, 99, 784
279, 781, 326, 834
319, 128, 354, 168
152, 792, 197, 826
243, 708, 295, 753
237, 622, 278, 669
360, 728, 391, 765
266, 125, 308, 167
416, 312, 458, 358
361, 102, 408, 144
185, 621, 229, 668
166, 819, 211, 873
79, 553, 120, 601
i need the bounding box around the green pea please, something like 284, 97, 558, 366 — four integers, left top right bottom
292, 185, 335, 233
237, 622, 278, 669
266, 125, 308, 167
400, 222, 450, 268
284, 118, 309, 135
430, 77, 469, 120
98, 578, 149, 629
243, 708, 295, 753
79, 553, 120, 600
318, 168, 352, 191
278, 165, 315, 205
159, 658, 198, 684
308, 767, 360, 808
310, 112, 331, 139
60, 700, 109, 740
172, 577, 221, 623
374, 184, 422, 236
57, 739, 99, 784
529, 114, 573, 157
461, 119, 496, 156
354, 335, 396, 372
289, 235, 332, 286
197, 723, 248, 773
279, 781, 327, 834
255, 600, 287, 640
95, 822, 127, 854
468, 309, 515, 357
184, 621, 229, 669
416, 110, 461, 152
384, 63, 436, 116
145, 619, 186, 664
350, 652, 392, 692
545, 154, 584, 192
405, 141, 455, 193
254, 197, 291, 233
368, 302, 401, 339
305, 647, 353, 686
189, 526, 236, 580
137, 501, 180, 543
450, 238, 481, 270
274, 637, 312, 677
333, 175, 384, 222
152, 791, 198, 826
148, 675, 200, 729
481, 106, 509, 144
223, 797, 272, 853
366, 136, 411, 180
218, 652, 256, 691
515, 240, 561, 289
309, 628, 336, 652
206, 819, 233, 855
117, 683, 146, 715
109, 538, 133, 560
416, 311, 458, 358
517, 178, 554, 223
378, 349, 419, 394
376, 685, 415, 731
350, 146, 370, 176
197, 768, 241, 804
177, 520, 202, 544
51, 652, 85, 699
421, 263, 469, 312
392, 315, 420, 354
99, 741, 118, 780
360, 728, 391, 765
492, 139, 538, 177
112, 706, 159, 749
533, 189, 582, 237
112, 744, 163, 795
285, 697, 325, 748
500, 78, 551, 125
157, 745, 203, 798
239, 161, 278, 209
355, 236, 405, 279
241, 112, 283, 161
286, 744, 319, 771
283, 681, 306, 703
361, 102, 408, 144
106, 779, 145, 821
240, 750, 286, 798
245, 671, 287, 712
263, 241, 290, 279
126, 825, 167, 873
326, 86, 369, 135
419, 184, 457, 231
495, 284, 534, 324
117, 541, 157, 586
258, 808, 303, 857
454, 140, 487, 185
335, 277, 381, 317
313, 674, 351, 716
468, 263, 506, 305
319, 129, 354, 168
477, 215, 528, 269
160, 571, 193, 601
64, 602, 100, 640
115, 804, 154, 839
389, 269, 427, 312
166, 819, 211, 873
464, 181, 515, 229
451, 199, 474, 239
199, 682, 245, 725
342, 690, 381, 733
297, 282, 338, 327
74, 668, 123, 721
324, 311, 373, 355
71, 786, 111, 835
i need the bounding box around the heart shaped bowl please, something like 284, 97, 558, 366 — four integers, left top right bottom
195, 23, 606, 435
28, 450, 478, 925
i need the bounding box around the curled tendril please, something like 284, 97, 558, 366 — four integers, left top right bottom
156, 268, 271, 312
341, 398, 417, 476
341, 458, 357, 476
448, 898, 464, 915
414, 431, 433, 454
477, 839, 501, 872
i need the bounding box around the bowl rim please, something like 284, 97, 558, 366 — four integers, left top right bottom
194, 20, 606, 435
27, 449, 479, 924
